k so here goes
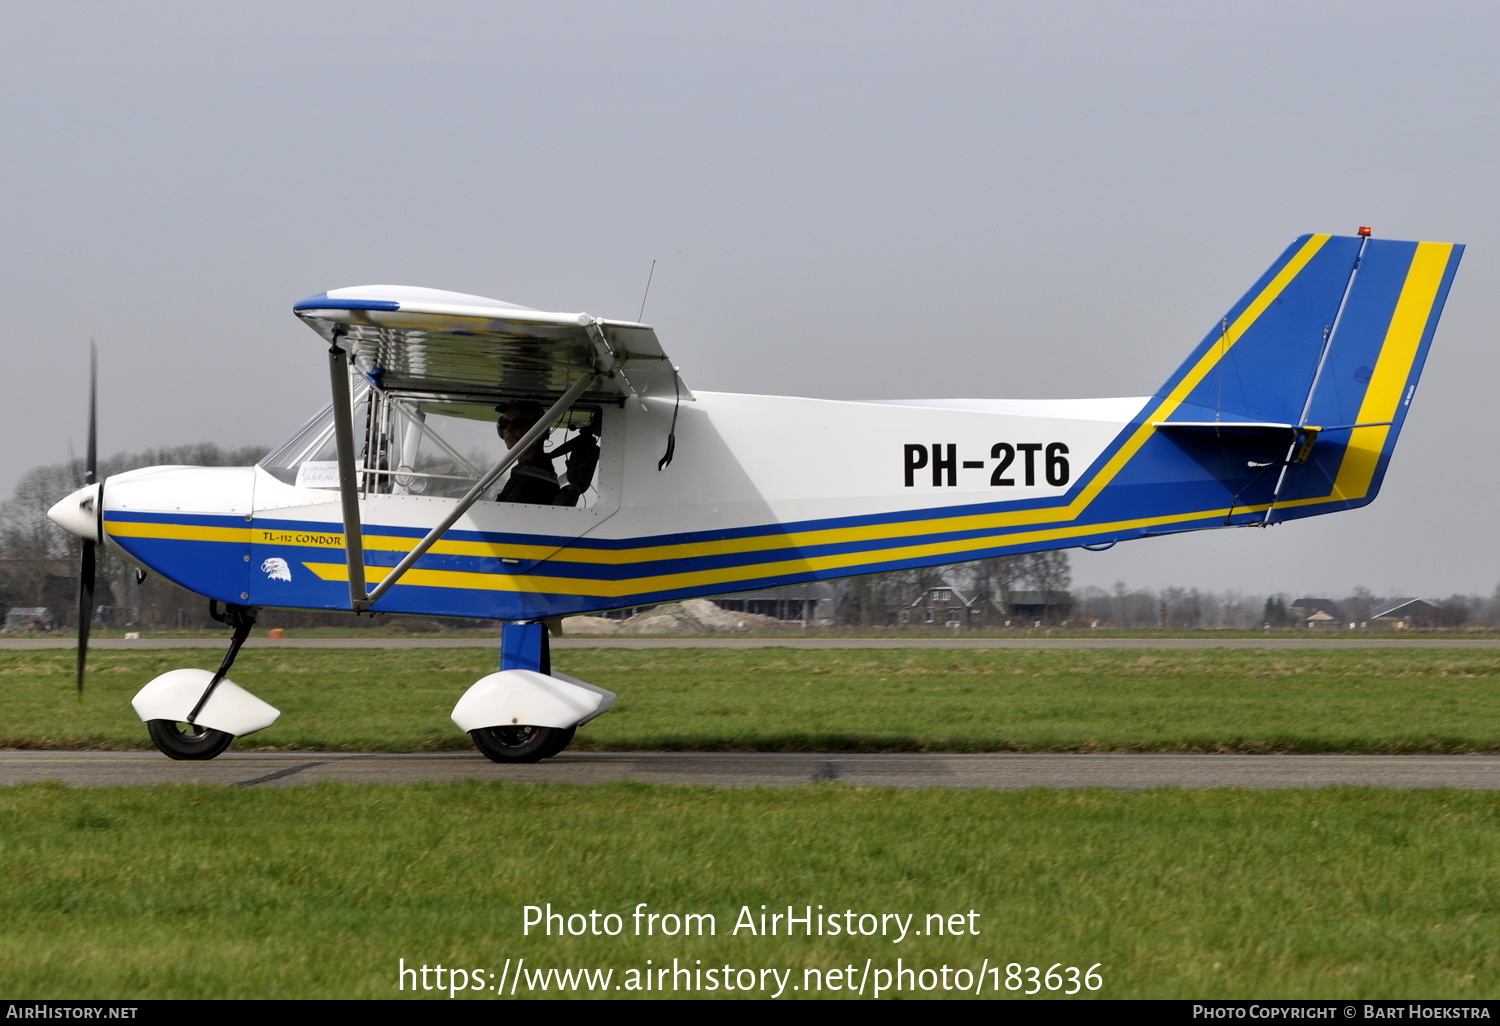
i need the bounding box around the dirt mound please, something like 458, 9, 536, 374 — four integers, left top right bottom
563, 600, 787, 635
621, 599, 786, 634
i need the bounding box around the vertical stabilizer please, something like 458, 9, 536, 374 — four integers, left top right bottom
1144, 233, 1462, 523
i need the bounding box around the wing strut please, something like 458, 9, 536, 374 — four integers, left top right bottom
326, 356, 599, 612
327, 330, 367, 607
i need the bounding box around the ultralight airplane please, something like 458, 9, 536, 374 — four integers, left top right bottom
47, 230, 1463, 761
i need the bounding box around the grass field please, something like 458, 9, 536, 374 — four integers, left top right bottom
4, 646, 1498, 1000
0, 783, 1494, 999
3, 646, 1498, 753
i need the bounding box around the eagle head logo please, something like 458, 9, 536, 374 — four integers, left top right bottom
260, 557, 292, 582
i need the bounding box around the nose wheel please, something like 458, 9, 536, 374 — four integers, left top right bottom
141, 602, 259, 761
146, 719, 235, 761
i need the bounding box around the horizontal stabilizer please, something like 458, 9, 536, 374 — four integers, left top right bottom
1152, 421, 1298, 434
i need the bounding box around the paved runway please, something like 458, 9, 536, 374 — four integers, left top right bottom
4, 636, 1499, 650
4, 751, 1496, 790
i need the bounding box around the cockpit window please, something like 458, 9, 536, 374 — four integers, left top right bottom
259, 384, 603, 508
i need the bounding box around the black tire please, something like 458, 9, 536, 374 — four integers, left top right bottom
539, 725, 577, 759
470, 724, 571, 763
146, 719, 234, 761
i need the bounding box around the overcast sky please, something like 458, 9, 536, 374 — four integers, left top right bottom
3, 2, 1495, 600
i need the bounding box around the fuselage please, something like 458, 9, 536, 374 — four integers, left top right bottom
96, 391, 1159, 620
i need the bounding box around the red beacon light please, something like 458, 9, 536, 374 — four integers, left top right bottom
1357, 226, 1372, 237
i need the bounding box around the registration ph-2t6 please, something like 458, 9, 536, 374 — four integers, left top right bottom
903, 443, 1070, 487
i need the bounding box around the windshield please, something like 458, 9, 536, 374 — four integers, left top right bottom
259, 384, 604, 508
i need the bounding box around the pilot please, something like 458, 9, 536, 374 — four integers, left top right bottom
496, 401, 561, 505
547, 408, 601, 507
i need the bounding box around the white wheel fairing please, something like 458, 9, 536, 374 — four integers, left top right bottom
451, 669, 616, 732
131, 668, 280, 738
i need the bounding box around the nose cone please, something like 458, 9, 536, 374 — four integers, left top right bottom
48, 483, 101, 542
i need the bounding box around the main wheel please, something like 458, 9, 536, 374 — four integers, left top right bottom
470, 724, 572, 763
146, 719, 234, 761
540, 725, 576, 759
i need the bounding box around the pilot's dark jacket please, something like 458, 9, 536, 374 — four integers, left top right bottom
497, 453, 560, 505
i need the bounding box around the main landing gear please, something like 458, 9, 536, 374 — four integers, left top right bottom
467, 621, 574, 764
453, 622, 615, 764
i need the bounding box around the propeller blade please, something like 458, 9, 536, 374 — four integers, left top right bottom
85, 341, 97, 486
76, 539, 95, 698
76, 341, 98, 699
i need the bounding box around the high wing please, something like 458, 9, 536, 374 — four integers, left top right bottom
292, 285, 693, 611
292, 285, 689, 403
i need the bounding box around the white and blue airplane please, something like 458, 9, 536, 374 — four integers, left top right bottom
47, 231, 1464, 761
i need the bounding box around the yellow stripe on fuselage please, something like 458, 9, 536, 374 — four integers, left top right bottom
105, 522, 252, 544
299, 499, 1290, 599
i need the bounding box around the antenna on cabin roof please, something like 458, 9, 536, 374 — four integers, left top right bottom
638, 259, 656, 323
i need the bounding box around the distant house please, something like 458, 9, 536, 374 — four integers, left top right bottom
892, 584, 1004, 628
1292, 597, 1341, 617
3, 607, 55, 633
1369, 597, 1439, 629
1291, 597, 1343, 628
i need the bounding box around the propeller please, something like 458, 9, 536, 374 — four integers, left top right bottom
47, 344, 108, 698
75, 343, 98, 697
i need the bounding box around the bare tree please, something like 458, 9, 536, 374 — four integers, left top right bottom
1015, 550, 1071, 622
1161, 586, 1202, 629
